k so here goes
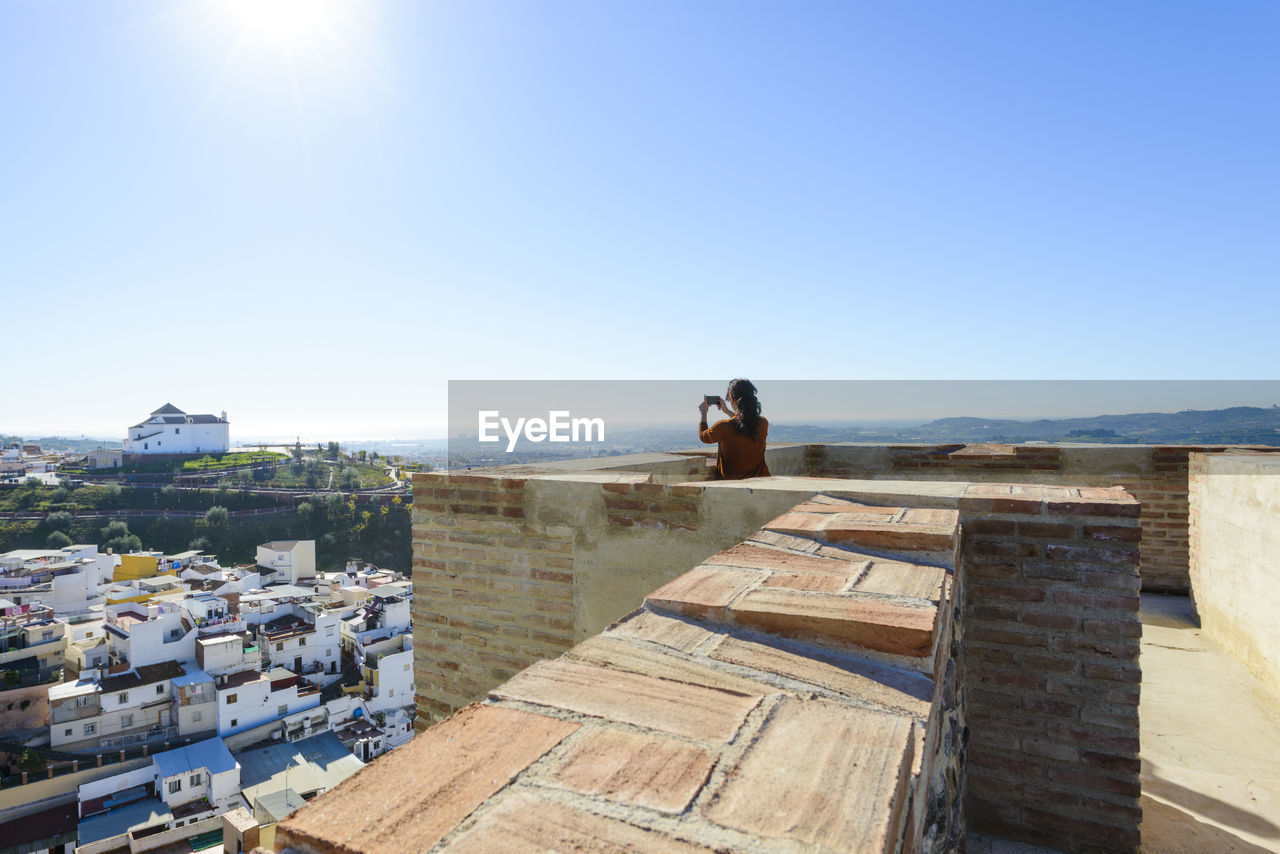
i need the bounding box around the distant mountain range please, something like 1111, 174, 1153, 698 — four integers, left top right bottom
770, 405, 1280, 446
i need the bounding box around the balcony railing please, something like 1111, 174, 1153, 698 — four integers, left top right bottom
100, 725, 177, 750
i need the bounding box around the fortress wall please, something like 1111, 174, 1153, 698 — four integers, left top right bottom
808, 443, 1262, 594
411, 459, 1144, 851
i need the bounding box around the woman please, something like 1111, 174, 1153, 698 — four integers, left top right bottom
698, 378, 770, 479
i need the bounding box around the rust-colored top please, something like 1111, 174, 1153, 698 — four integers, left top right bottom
699, 417, 770, 479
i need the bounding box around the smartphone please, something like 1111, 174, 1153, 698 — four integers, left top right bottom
704, 395, 722, 407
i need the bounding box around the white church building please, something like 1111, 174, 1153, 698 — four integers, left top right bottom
124, 404, 230, 455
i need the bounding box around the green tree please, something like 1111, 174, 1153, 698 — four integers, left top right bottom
46, 530, 72, 549
189, 536, 211, 551
97, 484, 122, 509
45, 511, 73, 533
204, 505, 229, 526
18, 749, 46, 774
101, 520, 141, 554
326, 441, 341, 461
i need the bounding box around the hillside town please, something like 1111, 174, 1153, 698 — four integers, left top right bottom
0, 538, 414, 851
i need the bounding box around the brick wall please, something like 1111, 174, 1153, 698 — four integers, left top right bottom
958, 483, 1142, 853
808, 443, 1272, 593
411, 469, 785, 729
411, 474, 575, 725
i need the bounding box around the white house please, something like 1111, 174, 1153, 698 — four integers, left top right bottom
49, 660, 186, 752
171, 666, 217, 740
0, 545, 114, 617
123, 404, 229, 455
215, 667, 321, 737
151, 737, 241, 813
76, 737, 240, 846
260, 605, 340, 678
255, 541, 316, 585
359, 634, 413, 715
339, 591, 410, 658
103, 601, 197, 669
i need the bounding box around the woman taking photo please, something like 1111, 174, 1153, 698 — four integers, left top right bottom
698, 378, 770, 479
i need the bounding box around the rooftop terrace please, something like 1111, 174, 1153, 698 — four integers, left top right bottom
272, 442, 1279, 853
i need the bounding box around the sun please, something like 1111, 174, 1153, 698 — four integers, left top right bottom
223, 0, 338, 47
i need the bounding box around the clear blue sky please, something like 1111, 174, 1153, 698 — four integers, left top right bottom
3, 1, 1276, 439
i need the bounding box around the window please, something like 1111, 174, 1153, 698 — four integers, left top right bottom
278, 704, 288, 716
276, 642, 283, 652
226, 693, 237, 704
41, 630, 53, 641
156, 684, 165, 695
120, 714, 133, 728
298, 637, 305, 647
168, 779, 181, 794
388, 688, 394, 697
327, 626, 335, 635
326, 648, 332, 657
230, 718, 237, 727
64, 728, 72, 737
190, 772, 201, 787
118, 692, 128, 703
84, 723, 96, 735
74, 695, 93, 708
175, 428, 180, 434
404, 662, 410, 672
192, 710, 202, 723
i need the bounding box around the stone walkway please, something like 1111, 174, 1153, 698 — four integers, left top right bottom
1139, 594, 1280, 853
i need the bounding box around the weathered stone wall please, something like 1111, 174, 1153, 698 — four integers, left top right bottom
809, 443, 1259, 593
958, 484, 1143, 853
1188, 452, 1280, 705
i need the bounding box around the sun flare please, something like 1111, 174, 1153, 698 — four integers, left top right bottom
224, 0, 337, 47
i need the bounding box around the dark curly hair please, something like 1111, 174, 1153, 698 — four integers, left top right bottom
728, 378, 762, 439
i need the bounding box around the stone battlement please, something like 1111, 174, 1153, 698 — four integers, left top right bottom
266, 443, 1153, 853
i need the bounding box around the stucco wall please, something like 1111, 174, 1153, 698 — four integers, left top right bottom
1188, 452, 1280, 705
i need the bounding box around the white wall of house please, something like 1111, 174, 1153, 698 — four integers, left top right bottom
108, 609, 196, 669
51, 679, 172, 751
363, 637, 413, 715
78, 765, 154, 805
255, 541, 316, 584
125, 421, 228, 455
216, 676, 320, 737
196, 635, 259, 678
265, 610, 339, 675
